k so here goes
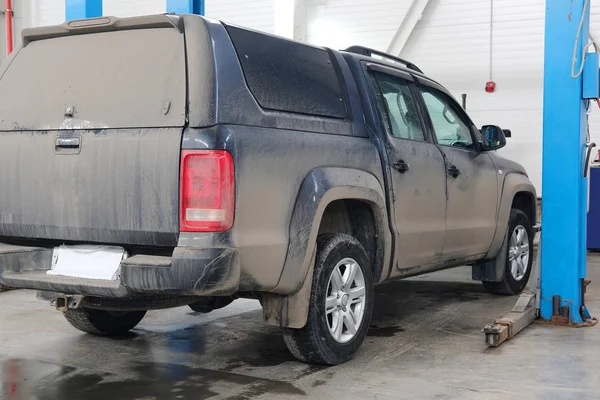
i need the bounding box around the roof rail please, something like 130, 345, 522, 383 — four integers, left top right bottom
344, 45, 423, 74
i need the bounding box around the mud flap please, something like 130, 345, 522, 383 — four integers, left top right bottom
262, 250, 315, 329
472, 228, 508, 282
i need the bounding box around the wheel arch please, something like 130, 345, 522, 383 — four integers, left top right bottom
511, 191, 537, 228
317, 199, 384, 284
270, 167, 391, 295
262, 167, 391, 329
486, 172, 537, 259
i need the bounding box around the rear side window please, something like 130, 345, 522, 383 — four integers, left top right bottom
224, 25, 347, 119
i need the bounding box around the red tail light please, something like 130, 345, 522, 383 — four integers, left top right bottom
180, 150, 234, 232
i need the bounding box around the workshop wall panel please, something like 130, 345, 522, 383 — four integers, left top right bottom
104, 0, 166, 17
0, 0, 65, 66
303, 0, 414, 50
205, 0, 276, 34
37, 0, 66, 27
402, 0, 547, 191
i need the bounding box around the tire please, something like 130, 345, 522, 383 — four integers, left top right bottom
483, 208, 534, 295
63, 308, 146, 336
189, 296, 235, 313
282, 233, 374, 365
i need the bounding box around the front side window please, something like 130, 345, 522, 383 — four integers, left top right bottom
371, 72, 426, 142
419, 87, 474, 148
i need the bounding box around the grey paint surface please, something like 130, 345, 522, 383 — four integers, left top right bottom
440, 147, 499, 260
2, 257, 600, 399
386, 138, 447, 270
0, 128, 182, 246
0, 15, 536, 315
180, 125, 386, 293
0, 25, 186, 130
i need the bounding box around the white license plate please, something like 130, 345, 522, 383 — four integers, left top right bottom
47, 245, 126, 281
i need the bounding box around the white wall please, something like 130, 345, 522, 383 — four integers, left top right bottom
35, 0, 66, 27
0, 0, 65, 64
401, 0, 546, 191
303, 0, 413, 50
104, 0, 165, 17
205, 0, 276, 34
103, 0, 278, 34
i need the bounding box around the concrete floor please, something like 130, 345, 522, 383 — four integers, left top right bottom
1, 255, 600, 400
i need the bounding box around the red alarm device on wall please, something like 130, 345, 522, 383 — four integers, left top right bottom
485, 81, 496, 93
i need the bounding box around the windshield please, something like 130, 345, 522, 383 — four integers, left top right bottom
0, 27, 186, 131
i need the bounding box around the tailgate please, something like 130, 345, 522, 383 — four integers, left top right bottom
0, 128, 182, 246
0, 17, 186, 246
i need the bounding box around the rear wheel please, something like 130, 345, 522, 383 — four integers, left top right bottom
282, 233, 373, 365
63, 308, 146, 336
483, 208, 533, 295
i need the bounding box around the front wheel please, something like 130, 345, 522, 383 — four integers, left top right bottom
282, 233, 373, 365
63, 308, 146, 336
483, 208, 533, 295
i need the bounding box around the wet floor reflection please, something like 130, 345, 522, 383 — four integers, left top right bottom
1, 277, 492, 399
1, 359, 75, 400
1, 359, 306, 400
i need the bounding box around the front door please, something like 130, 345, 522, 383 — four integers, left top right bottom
415, 81, 498, 260
369, 69, 447, 269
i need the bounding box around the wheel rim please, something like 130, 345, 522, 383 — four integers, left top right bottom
325, 257, 366, 343
509, 225, 530, 281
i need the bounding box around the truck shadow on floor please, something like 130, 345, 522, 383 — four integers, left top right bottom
368, 279, 487, 333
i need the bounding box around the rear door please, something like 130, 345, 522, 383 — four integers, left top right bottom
415, 80, 498, 260
0, 20, 187, 246
368, 67, 447, 269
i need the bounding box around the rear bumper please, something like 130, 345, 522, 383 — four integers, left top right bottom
0, 243, 240, 298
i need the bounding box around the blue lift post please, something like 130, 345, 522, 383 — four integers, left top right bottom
65, 0, 102, 21
541, 0, 598, 324
166, 0, 204, 15
483, 0, 598, 347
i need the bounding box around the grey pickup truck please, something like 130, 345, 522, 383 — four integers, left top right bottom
0, 14, 536, 365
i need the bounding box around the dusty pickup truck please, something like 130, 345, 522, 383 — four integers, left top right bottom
0, 14, 536, 365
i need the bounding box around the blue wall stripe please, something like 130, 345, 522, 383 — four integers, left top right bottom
167, 0, 204, 15
66, 0, 102, 21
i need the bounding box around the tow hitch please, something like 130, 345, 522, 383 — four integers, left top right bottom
52, 294, 84, 311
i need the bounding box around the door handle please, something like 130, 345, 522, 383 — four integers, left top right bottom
55, 136, 80, 149
392, 159, 410, 174
447, 165, 461, 178
54, 136, 81, 154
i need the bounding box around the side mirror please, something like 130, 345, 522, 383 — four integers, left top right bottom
480, 125, 506, 151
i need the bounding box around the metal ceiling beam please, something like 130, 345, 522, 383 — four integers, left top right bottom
386, 0, 431, 56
